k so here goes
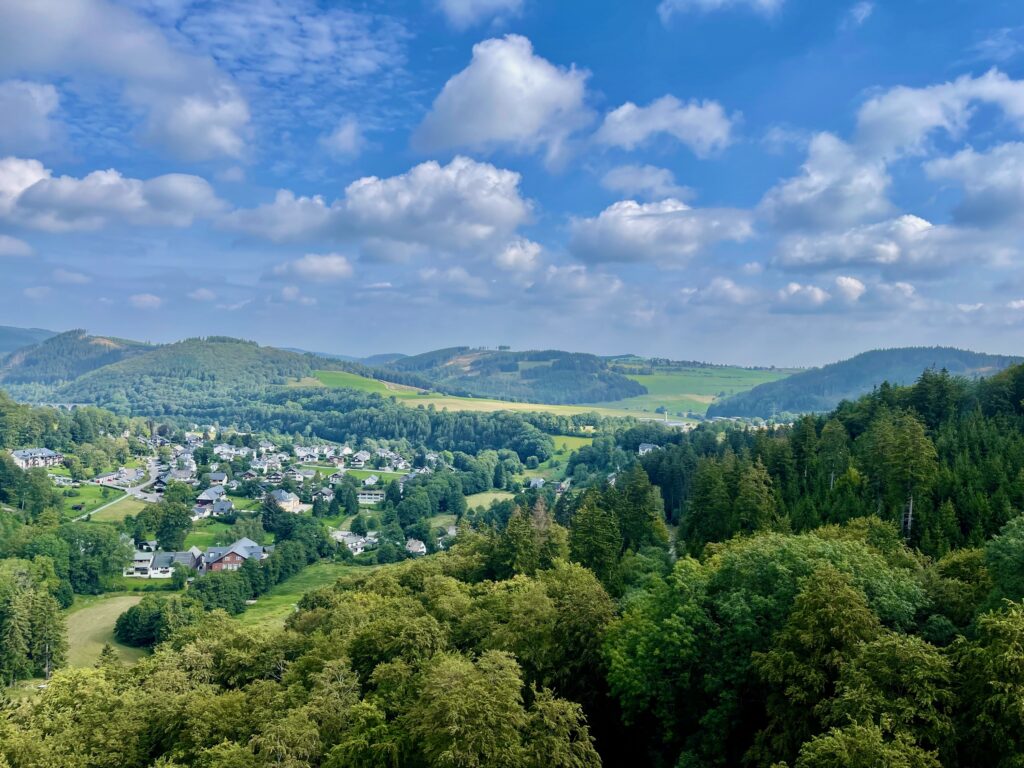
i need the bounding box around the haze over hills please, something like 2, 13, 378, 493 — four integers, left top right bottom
708, 347, 1023, 418
0, 329, 153, 387
0, 325, 56, 357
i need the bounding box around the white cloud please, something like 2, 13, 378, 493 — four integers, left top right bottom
0, 234, 32, 257
600, 164, 693, 200
681, 277, 758, 306
925, 142, 1024, 226
188, 288, 217, 301
570, 198, 753, 265
595, 96, 735, 157
53, 268, 90, 284
967, 28, 1024, 64
658, 0, 783, 23
0, 81, 60, 154
495, 239, 542, 272
856, 69, 1024, 159
775, 215, 1006, 271
275, 253, 354, 281
0, 0, 250, 160
23, 286, 50, 300
534, 264, 623, 304
834, 275, 866, 302
129, 293, 162, 309
419, 266, 489, 298
0, 157, 224, 231
320, 117, 365, 159
227, 156, 531, 255
435, 0, 523, 28
759, 132, 890, 230
778, 281, 831, 308
841, 1, 873, 29
280, 285, 316, 305
413, 35, 591, 166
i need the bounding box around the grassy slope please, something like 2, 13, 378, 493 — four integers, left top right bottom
65, 594, 147, 667
60, 484, 125, 520
88, 495, 150, 523
233, 562, 362, 628
311, 370, 648, 418
590, 367, 793, 416
465, 491, 515, 508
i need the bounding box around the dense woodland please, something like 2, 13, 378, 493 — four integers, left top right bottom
4, 365, 1024, 765
708, 347, 1021, 419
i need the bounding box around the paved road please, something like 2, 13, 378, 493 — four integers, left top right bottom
72, 456, 160, 521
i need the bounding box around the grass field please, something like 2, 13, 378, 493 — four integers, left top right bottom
88, 495, 150, 523
59, 484, 124, 519
465, 491, 514, 508
311, 370, 650, 419
184, 520, 232, 548
66, 594, 148, 667
234, 562, 362, 628
591, 366, 794, 416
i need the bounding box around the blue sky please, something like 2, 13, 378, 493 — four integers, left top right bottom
1, 0, 1023, 366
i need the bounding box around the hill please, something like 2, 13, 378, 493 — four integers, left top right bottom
54, 336, 326, 415
385, 347, 647, 404
0, 329, 152, 386
0, 325, 56, 357
707, 346, 1021, 418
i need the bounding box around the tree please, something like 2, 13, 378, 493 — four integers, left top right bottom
568, 492, 622, 590
734, 459, 778, 534
795, 723, 941, 768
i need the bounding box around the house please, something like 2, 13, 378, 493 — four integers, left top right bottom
148, 548, 203, 578
284, 468, 304, 482
405, 538, 427, 556
266, 471, 284, 484
528, 477, 545, 490
348, 457, 365, 469
196, 485, 226, 506
314, 488, 335, 503
124, 550, 154, 577
11, 448, 64, 469
399, 472, 419, 489
204, 537, 272, 572
340, 446, 353, 457
332, 530, 367, 555
207, 471, 228, 485
211, 499, 235, 516
328, 471, 346, 485
191, 504, 211, 521
241, 470, 259, 481
638, 443, 659, 456
357, 490, 385, 505
258, 440, 277, 454
363, 474, 380, 487
269, 489, 301, 513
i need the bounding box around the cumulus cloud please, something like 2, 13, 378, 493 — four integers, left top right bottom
0, 81, 60, 154
188, 288, 217, 302
532, 264, 623, 305
570, 198, 753, 265
680, 277, 758, 306
414, 35, 591, 166
275, 253, 354, 281
495, 239, 542, 272
280, 285, 317, 305
129, 293, 162, 309
834, 275, 867, 302
419, 266, 489, 299
856, 69, 1024, 159
227, 156, 531, 256
0, 156, 224, 231
53, 268, 90, 284
658, 0, 783, 23
925, 142, 1024, 226
600, 164, 692, 200
435, 0, 523, 28
320, 117, 365, 159
759, 132, 890, 230
777, 281, 831, 309
774, 215, 1007, 271
0, 0, 249, 160
0, 234, 32, 257
595, 95, 735, 157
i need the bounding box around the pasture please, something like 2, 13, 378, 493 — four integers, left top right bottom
184, 520, 232, 548
88, 495, 150, 523
66, 593, 148, 667
465, 491, 514, 508
233, 562, 362, 628
60, 484, 124, 520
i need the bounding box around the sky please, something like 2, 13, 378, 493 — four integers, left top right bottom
0, 0, 1023, 366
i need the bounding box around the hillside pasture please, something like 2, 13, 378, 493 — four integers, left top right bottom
88, 495, 150, 523
233, 562, 362, 628
59, 484, 124, 520
66, 594, 148, 667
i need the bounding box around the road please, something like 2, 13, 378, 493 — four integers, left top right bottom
72, 456, 160, 522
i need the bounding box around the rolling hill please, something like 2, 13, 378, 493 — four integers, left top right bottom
707, 346, 1022, 418
384, 347, 647, 404
0, 329, 153, 386
0, 325, 56, 357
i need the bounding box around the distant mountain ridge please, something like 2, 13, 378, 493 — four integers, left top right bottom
707, 346, 1022, 418
0, 325, 56, 358
0, 329, 153, 386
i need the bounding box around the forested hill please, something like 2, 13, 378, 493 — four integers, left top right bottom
0, 329, 153, 386
384, 347, 647, 404
707, 346, 1021, 418
0, 325, 55, 357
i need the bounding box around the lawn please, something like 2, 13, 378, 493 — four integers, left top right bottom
59, 484, 125, 520
233, 562, 362, 628
227, 494, 261, 511
89, 495, 150, 523
311, 370, 422, 396
184, 520, 232, 548
591, 366, 795, 416
427, 513, 458, 529
65, 593, 148, 667
465, 491, 514, 508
